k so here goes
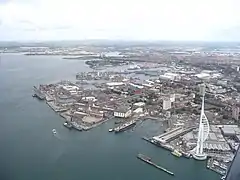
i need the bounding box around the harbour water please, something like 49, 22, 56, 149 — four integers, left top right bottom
0, 54, 220, 180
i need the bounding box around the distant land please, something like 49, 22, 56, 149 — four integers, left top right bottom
0, 40, 240, 49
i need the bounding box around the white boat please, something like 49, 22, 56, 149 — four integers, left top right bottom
221, 175, 226, 180
52, 129, 57, 134
108, 128, 113, 132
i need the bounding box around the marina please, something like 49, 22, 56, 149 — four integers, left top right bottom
137, 153, 174, 176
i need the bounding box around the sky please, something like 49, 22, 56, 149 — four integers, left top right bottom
0, 0, 240, 41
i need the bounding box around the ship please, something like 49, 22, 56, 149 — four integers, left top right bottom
114, 120, 136, 133
171, 150, 182, 157
137, 153, 174, 176
52, 129, 57, 134
33, 86, 45, 100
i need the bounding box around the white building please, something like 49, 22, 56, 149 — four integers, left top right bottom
106, 82, 125, 86
159, 73, 179, 81
163, 98, 171, 110
133, 102, 145, 107
62, 85, 79, 91
114, 107, 132, 118
170, 94, 175, 102
82, 96, 97, 102
195, 73, 210, 80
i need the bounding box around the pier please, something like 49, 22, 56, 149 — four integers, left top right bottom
137, 153, 174, 176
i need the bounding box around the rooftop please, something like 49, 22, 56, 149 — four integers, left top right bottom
115, 106, 131, 113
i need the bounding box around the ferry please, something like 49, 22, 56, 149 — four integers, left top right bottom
52, 129, 57, 134
171, 150, 182, 157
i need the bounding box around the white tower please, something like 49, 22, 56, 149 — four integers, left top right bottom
193, 93, 210, 160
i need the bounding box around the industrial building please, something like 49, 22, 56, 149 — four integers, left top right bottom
220, 125, 240, 137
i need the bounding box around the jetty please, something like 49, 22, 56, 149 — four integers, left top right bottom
137, 153, 174, 176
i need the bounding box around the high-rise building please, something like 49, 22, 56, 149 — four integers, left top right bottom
163, 98, 171, 110
232, 106, 240, 121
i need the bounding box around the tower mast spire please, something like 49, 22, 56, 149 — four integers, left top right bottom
193, 84, 210, 160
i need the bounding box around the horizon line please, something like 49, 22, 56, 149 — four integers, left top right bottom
1, 39, 240, 44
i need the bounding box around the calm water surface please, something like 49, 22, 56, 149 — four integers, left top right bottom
0, 54, 219, 180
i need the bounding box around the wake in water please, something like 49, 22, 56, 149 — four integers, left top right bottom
52, 129, 70, 142
52, 130, 64, 141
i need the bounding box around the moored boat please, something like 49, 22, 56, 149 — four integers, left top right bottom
171, 150, 182, 157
